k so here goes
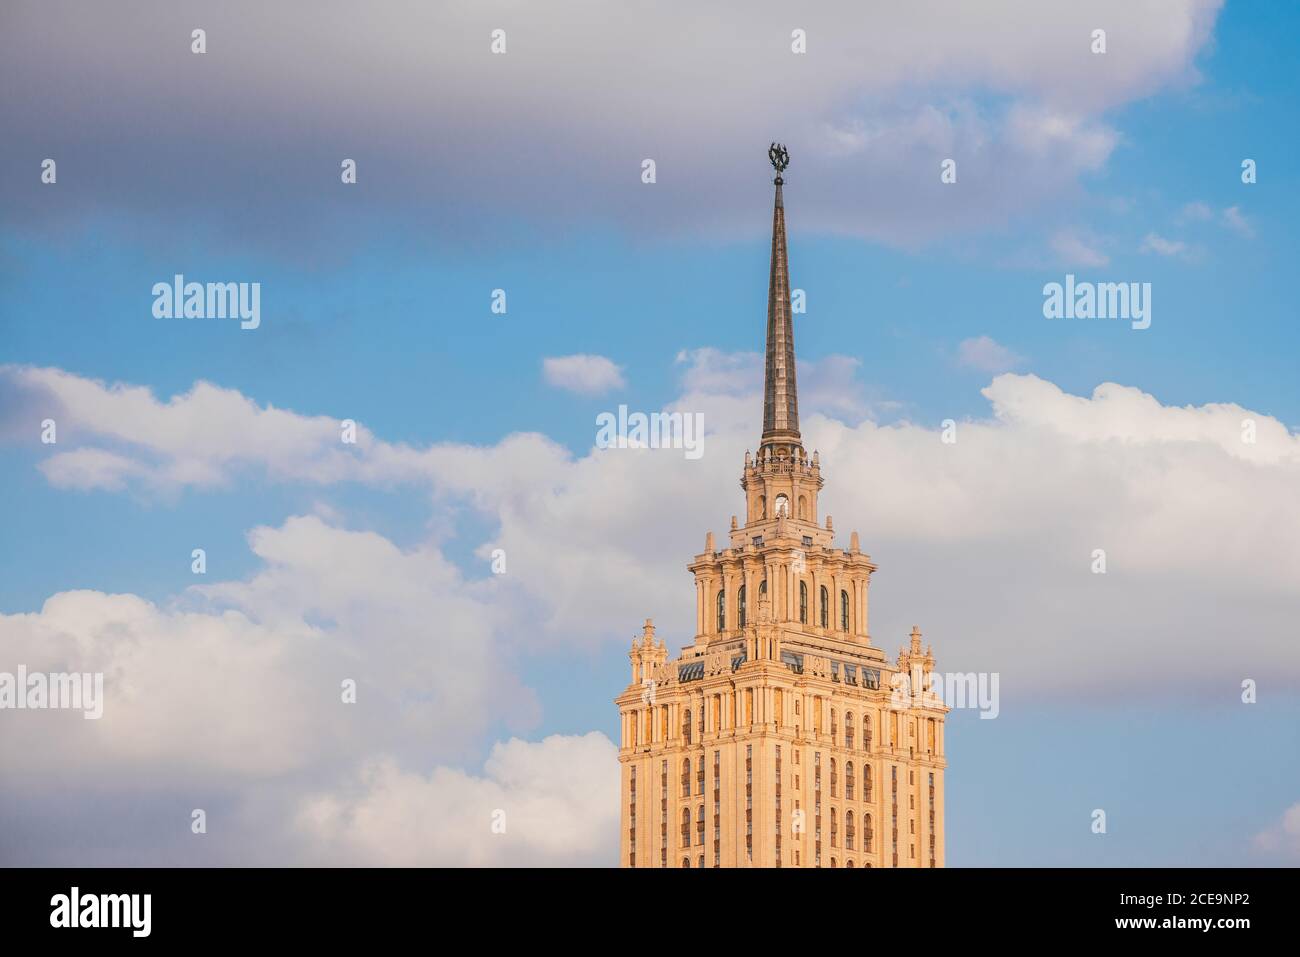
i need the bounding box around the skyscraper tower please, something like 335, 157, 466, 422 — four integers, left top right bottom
616, 145, 948, 868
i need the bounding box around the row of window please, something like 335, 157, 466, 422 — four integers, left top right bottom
632, 754, 936, 867
825, 808, 872, 851
631, 699, 939, 757
716, 583, 850, 631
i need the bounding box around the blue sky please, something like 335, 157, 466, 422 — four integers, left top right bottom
2, 1, 1298, 865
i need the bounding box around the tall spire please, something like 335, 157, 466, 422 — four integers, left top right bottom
762, 143, 799, 444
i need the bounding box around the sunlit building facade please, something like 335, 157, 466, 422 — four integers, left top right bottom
616, 152, 948, 868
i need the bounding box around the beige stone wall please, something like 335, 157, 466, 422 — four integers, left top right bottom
617, 654, 947, 868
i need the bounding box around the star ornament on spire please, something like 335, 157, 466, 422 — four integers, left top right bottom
768, 142, 790, 180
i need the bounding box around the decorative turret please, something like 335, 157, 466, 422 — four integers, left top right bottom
628, 617, 667, 684
898, 625, 938, 705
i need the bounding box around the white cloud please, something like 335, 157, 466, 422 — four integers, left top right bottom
0, 512, 621, 865
7, 359, 1300, 704
1050, 229, 1110, 267
297, 733, 618, 866
1222, 205, 1255, 238
0, 515, 539, 783
6, 353, 1300, 863
957, 336, 1026, 373
1140, 232, 1189, 258
2, 366, 374, 493
542, 354, 626, 396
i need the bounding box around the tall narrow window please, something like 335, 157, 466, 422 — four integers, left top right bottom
865, 813, 874, 853
846, 761, 855, 800
738, 585, 747, 627
840, 589, 849, 630
819, 586, 829, 628
830, 758, 838, 798
682, 759, 691, 797
715, 589, 725, 631
846, 810, 856, 850
864, 763, 873, 802
681, 808, 690, 847
799, 581, 808, 624
683, 710, 692, 745
846, 714, 855, 749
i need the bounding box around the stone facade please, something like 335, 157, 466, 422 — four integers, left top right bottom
614, 160, 948, 868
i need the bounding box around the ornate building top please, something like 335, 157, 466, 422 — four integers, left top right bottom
615, 145, 948, 870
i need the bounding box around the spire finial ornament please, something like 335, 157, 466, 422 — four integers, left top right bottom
768, 142, 790, 182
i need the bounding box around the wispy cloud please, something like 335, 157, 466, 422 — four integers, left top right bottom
1140, 232, 1194, 259
1178, 200, 1215, 222
1050, 229, 1109, 267
1177, 200, 1254, 239
1222, 205, 1255, 238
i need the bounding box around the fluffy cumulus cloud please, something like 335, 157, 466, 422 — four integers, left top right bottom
298, 734, 618, 866
0, 509, 621, 865
0, 0, 1221, 248
542, 354, 626, 396
5, 356, 1299, 862
6, 358, 1300, 704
